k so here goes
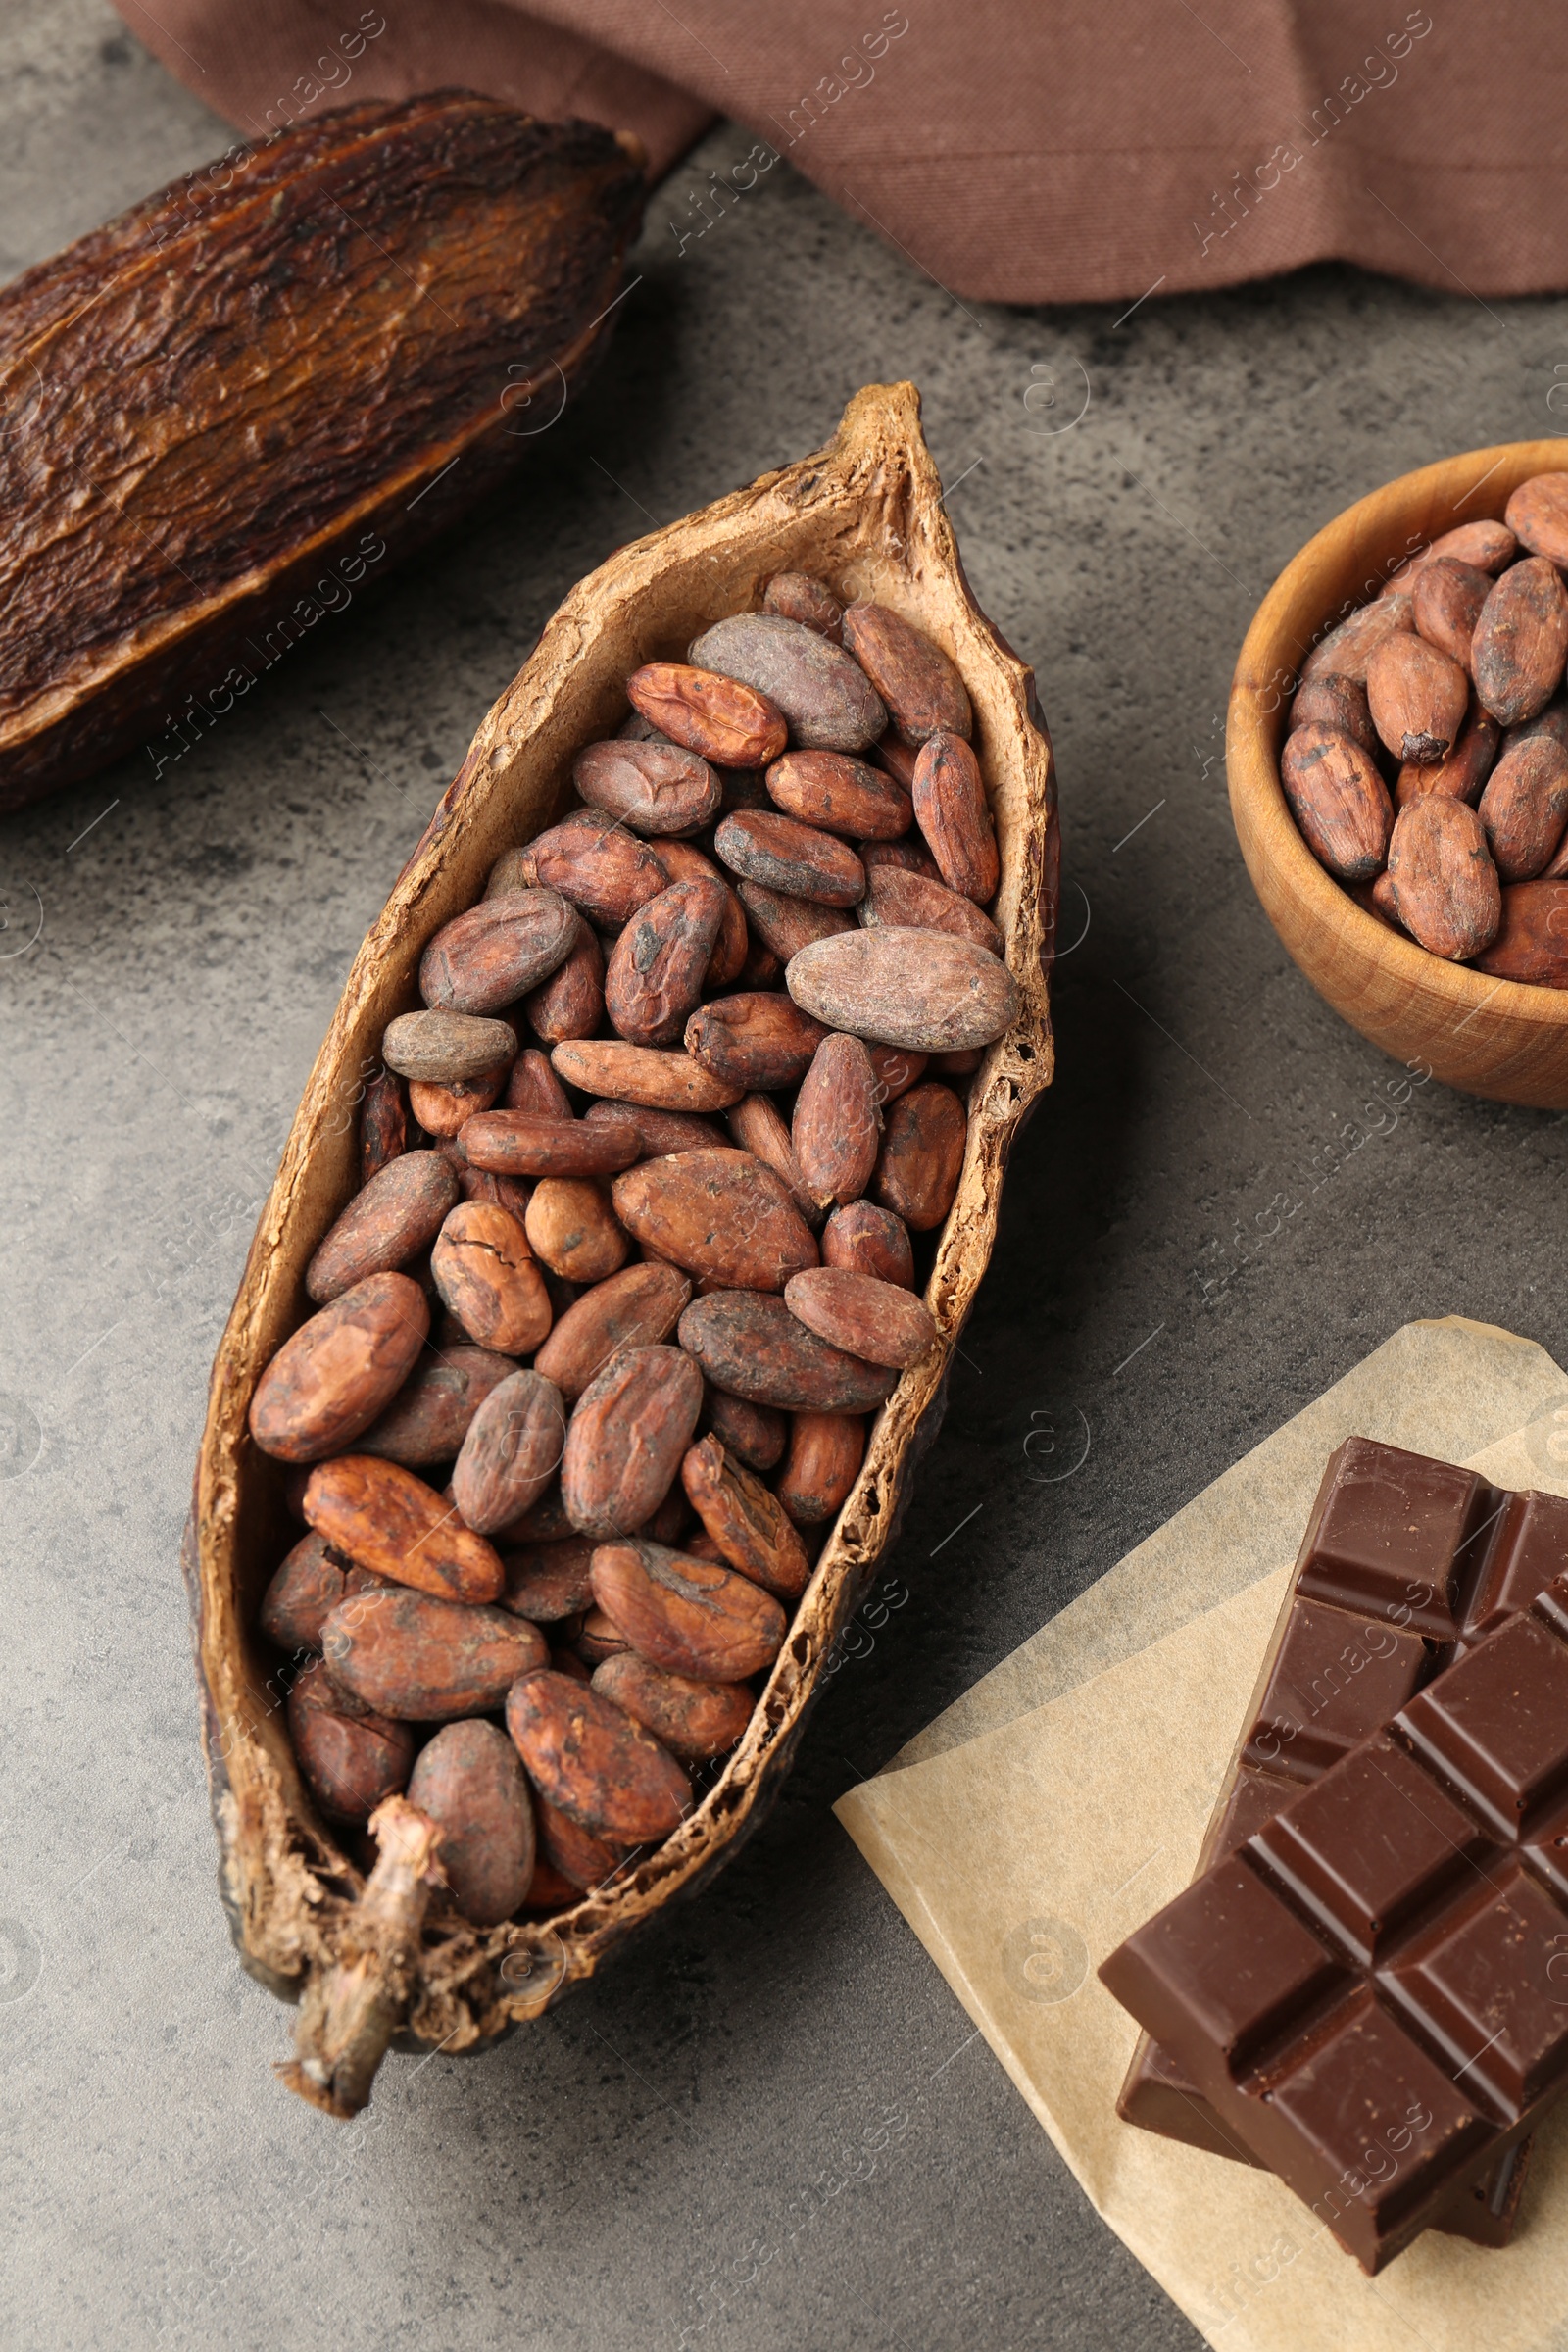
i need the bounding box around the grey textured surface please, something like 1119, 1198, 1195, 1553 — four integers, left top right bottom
6, 8, 1568, 2349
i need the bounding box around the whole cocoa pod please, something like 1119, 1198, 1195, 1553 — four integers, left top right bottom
1278, 723, 1393, 880
505, 1669, 691, 1841
407, 1721, 535, 1927
560, 1345, 705, 1538
305, 1151, 459, 1304
249, 1270, 429, 1463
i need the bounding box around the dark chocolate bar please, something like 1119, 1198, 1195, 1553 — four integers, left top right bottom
1117, 1437, 1568, 2247
1101, 1563, 1568, 2273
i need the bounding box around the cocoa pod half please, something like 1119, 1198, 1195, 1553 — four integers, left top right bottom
322, 1589, 546, 1720
777, 1411, 866, 1524
688, 613, 887, 753
873, 1082, 967, 1231
679, 1433, 810, 1598
1386, 798, 1501, 960
249, 1270, 429, 1463
820, 1200, 915, 1288
531, 1261, 692, 1399
407, 1721, 535, 1928
590, 1539, 788, 1679
551, 1039, 744, 1112
612, 1149, 819, 1291
765, 749, 911, 839
1477, 736, 1568, 881
355, 1345, 515, 1467
840, 603, 972, 744
591, 1654, 754, 1762
626, 663, 788, 768
287, 1662, 414, 1827
505, 1669, 691, 1841
1278, 723, 1393, 879
1471, 881, 1568, 985
572, 738, 720, 836
561, 1345, 705, 1538
678, 1292, 898, 1412
305, 1151, 459, 1304
911, 731, 999, 902
786, 928, 1019, 1052
0, 97, 645, 811
304, 1454, 505, 1604
431, 1200, 553, 1354
452, 1368, 567, 1535
784, 1267, 939, 1369
761, 571, 844, 638
604, 878, 727, 1047
1473, 557, 1568, 726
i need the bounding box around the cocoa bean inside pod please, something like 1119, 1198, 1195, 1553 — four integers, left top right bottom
560, 1343, 705, 1538
430, 1200, 553, 1354
677, 1291, 899, 1412
858, 863, 1004, 956
626, 662, 789, 768
1472, 880, 1568, 984
840, 602, 972, 744
1477, 736, 1568, 882
381, 1009, 519, 1086
612, 1148, 819, 1291
1365, 632, 1469, 764
820, 1200, 916, 1289
725, 1091, 822, 1228
582, 1099, 728, 1158
504, 1048, 575, 1120
646, 837, 750, 988
418, 889, 578, 1015
679, 1432, 810, 1598
688, 613, 887, 753
1504, 473, 1568, 567
406, 1720, 536, 1928
305, 1453, 506, 1604
1299, 592, 1414, 683
590, 1537, 788, 1679
736, 879, 857, 961
533, 1790, 632, 1890
505, 1669, 691, 1841
761, 571, 845, 639
1399, 519, 1518, 578
305, 1150, 460, 1304
1385, 797, 1501, 960
460, 1107, 641, 1178
361, 1069, 408, 1184
355, 1344, 516, 1467
684, 991, 830, 1090
551, 1038, 744, 1112
1394, 699, 1499, 808
862, 832, 942, 881
1506, 694, 1568, 757
604, 877, 727, 1047
704, 1389, 788, 1472
524, 1177, 631, 1284
765, 748, 911, 840
867, 1045, 928, 1102
520, 917, 605, 1045
571, 738, 721, 836
1411, 557, 1491, 677
1289, 674, 1380, 761
591, 1653, 754, 1763
407, 1073, 507, 1139
792, 1033, 881, 1209
713, 808, 866, 906
287, 1662, 415, 1827
452, 1367, 568, 1536
1278, 721, 1394, 881
322, 1588, 547, 1720
783, 1265, 939, 1370
260, 1532, 385, 1654
530, 1260, 692, 1400
776, 1410, 867, 1524
873, 1081, 968, 1232
512, 809, 673, 927
500, 1535, 598, 1621
1473, 556, 1568, 727
575, 1606, 632, 1665
249, 1270, 430, 1464
786, 927, 1019, 1053
910, 730, 1000, 903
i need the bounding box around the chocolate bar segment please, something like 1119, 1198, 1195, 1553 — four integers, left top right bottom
1291, 1436, 1499, 1640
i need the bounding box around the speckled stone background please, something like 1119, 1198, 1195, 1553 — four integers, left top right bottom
6, 8, 1568, 2348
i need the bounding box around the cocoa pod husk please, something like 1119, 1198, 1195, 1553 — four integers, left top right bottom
561, 1344, 705, 1538
590, 1538, 788, 1679
786, 928, 1019, 1053
287, 1662, 414, 1827
524, 1177, 630, 1285
679, 1433, 810, 1598
612, 1149, 819, 1291
361, 1069, 407, 1184
382, 1009, 518, 1085
501, 1536, 598, 1621
305, 1151, 459, 1304
583, 1100, 729, 1159
591, 1654, 754, 1763
678, 1291, 898, 1412
1386, 798, 1501, 959
1411, 557, 1490, 676
713, 808, 866, 906
505, 1668, 691, 1841
911, 730, 999, 902
552, 1038, 744, 1112
1300, 592, 1413, 682
518, 917, 605, 1046
572, 738, 721, 836
704, 1390, 788, 1472
777, 1411, 866, 1523
647, 837, 750, 987
1290, 674, 1379, 760
460, 1108, 641, 1179
406, 1721, 535, 1927
761, 571, 844, 639
249, 1270, 430, 1463
533, 1792, 630, 1890
407, 1074, 507, 1139
322, 1588, 546, 1720
1471, 880, 1568, 984
862, 834, 942, 882
858, 863, 1004, 956
784, 1266, 938, 1370
873, 1081, 967, 1231
304, 1454, 505, 1604
685, 992, 830, 1089
418, 890, 577, 1016
626, 662, 788, 768
725, 1092, 822, 1227
1395, 699, 1499, 808
452, 1368, 567, 1536
260, 1532, 385, 1653
792, 1033, 881, 1209
604, 877, 728, 1047
1503, 475, 1568, 567
820, 1200, 915, 1288
766, 748, 911, 839
1477, 736, 1568, 881
356, 1345, 516, 1467
689, 613, 886, 753
1365, 632, 1468, 764
736, 880, 857, 961
531, 1261, 692, 1399
840, 602, 971, 744
505, 810, 671, 928
1278, 722, 1394, 879
1473, 556, 1568, 726
431, 1200, 553, 1354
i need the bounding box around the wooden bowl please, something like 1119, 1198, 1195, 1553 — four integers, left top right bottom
1228, 440, 1568, 1107
183, 380, 1058, 2110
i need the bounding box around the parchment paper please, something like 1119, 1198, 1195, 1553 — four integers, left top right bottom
836, 1319, 1568, 2352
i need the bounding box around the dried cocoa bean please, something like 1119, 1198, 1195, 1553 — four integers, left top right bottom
1474, 557, 1568, 725
1507, 694, 1568, 756
679, 1433, 809, 1598
820, 1200, 915, 1288
766, 748, 911, 840
677, 1292, 898, 1412
644, 838, 748, 987
604, 877, 727, 1047
551, 1039, 744, 1112
531, 1261, 692, 1399
1365, 632, 1468, 763
862, 834, 941, 882
357, 1345, 516, 1467
457, 1166, 533, 1218
524, 1178, 630, 1284
361, 1068, 407, 1183
1395, 700, 1499, 807
575, 1607, 632, 1664
685, 992, 830, 1088
911, 731, 999, 902
783, 1265, 937, 1371
1385, 798, 1501, 959
304, 1454, 505, 1604
504, 1486, 576, 1544
506, 1668, 691, 1841
250, 1270, 430, 1463
407, 1720, 535, 1927
305, 1151, 460, 1305
689, 612, 887, 753
1472, 881, 1568, 984
713, 808, 865, 906
867, 1046, 928, 1102
382, 1009, 518, 1085
786, 928, 1019, 1053
431, 1200, 553, 1353
705, 1390, 788, 1472
524, 1854, 585, 1906
590, 1538, 787, 1679
561, 1344, 704, 1538
735, 880, 856, 961
858, 863, 1004, 956
572, 737, 721, 836
761, 571, 844, 639
501, 1536, 597, 1621
408, 1074, 507, 1138
583, 1100, 728, 1158
777, 1411, 866, 1523
1300, 593, 1413, 682
1478, 737, 1568, 881
533, 1790, 627, 1889
735, 933, 783, 989
508, 809, 671, 927
723, 1093, 820, 1228
1278, 723, 1394, 879
840, 603, 972, 744
521, 917, 605, 1045
288, 1663, 414, 1826
1504, 474, 1568, 566
591, 1654, 754, 1762
625, 662, 788, 768
612, 1149, 819, 1291
1412, 557, 1491, 675
419, 889, 577, 1015
452, 1368, 567, 1535
323, 1588, 546, 1720
1289, 676, 1380, 760
792, 1033, 880, 1209
461, 1108, 642, 1178
873, 1081, 967, 1231
1385, 521, 1517, 585
260, 1532, 385, 1653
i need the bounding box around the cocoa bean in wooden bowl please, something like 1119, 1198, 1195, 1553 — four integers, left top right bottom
184, 380, 1057, 2114
1229, 442, 1568, 1106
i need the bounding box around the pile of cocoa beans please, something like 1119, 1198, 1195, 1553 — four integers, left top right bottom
1279, 473, 1568, 984
249, 574, 1018, 1926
